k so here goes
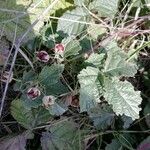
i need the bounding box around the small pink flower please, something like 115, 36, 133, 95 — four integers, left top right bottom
27, 87, 41, 100
42, 95, 55, 109
1, 71, 13, 83
55, 44, 65, 53
36, 51, 50, 62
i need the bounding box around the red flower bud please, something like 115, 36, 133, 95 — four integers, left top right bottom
27, 87, 41, 100
36, 51, 50, 62
42, 95, 55, 109
55, 44, 65, 53
70, 97, 79, 108
1, 71, 13, 83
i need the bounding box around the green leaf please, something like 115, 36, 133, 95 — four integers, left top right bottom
89, 0, 119, 18
106, 139, 123, 150
47, 101, 67, 116
104, 78, 142, 120
39, 64, 64, 85
88, 104, 115, 130
0, 0, 73, 43
11, 100, 51, 129
104, 42, 138, 77
0, 132, 33, 150
23, 70, 37, 82
85, 53, 105, 67
122, 115, 133, 129
87, 24, 106, 39
62, 37, 81, 58
133, 0, 150, 8
39, 64, 68, 95
105, 134, 135, 150
78, 67, 101, 112
137, 136, 150, 150
21, 94, 43, 109
74, 0, 90, 6
41, 120, 83, 150
57, 7, 88, 36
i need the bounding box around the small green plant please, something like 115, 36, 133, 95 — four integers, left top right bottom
0, 0, 150, 149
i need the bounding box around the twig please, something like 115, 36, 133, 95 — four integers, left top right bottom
18, 48, 34, 69
84, 129, 150, 141
82, 3, 110, 29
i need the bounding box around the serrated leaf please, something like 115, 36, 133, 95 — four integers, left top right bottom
104, 42, 138, 77
57, 7, 88, 36
89, 0, 119, 18
85, 53, 105, 67
0, 0, 72, 43
62, 37, 81, 58
11, 100, 51, 129
137, 136, 150, 150
0, 132, 32, 150
88, 104, 115, 130
87, 24, 106, 39
78, 67, 101, 112
39, 64, 68, 95
104, 78, 142, 120
41, 120, 83, 150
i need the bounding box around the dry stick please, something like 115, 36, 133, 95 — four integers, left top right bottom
84, 130, 150, 141
122, 0, 137, 28
18, 48, 34, 69
82, 3, 110, 29
0, 8, 27, 14
0, 0, 60, 117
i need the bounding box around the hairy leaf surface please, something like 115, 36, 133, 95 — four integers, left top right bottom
104, 78, 142, 120
78, 67, 101, 112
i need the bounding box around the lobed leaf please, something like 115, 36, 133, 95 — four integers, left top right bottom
104, 42, 138, 77
104, 78, 142, 120
78, 67, 101, 112
11, 100, 51, 129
